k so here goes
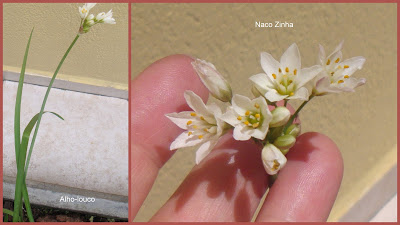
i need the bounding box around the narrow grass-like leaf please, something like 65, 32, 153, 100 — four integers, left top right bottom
24, 112, 63, 177
25, 34, 79, 178
12, 28, 34, 222
13, 111, 63, 222
3, 208, 14, 216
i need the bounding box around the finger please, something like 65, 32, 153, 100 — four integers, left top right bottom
131, 55, 208, 217
151, 133, 268, 222
256, 132, 343, 222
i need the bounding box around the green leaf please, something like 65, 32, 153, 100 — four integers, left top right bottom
12, 27, 34, 223
3, 208, 14, 216
13, 111, 63, 222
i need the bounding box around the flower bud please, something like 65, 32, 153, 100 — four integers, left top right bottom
270, 106, 290, 127
285, 124, 301, 137
261, 144, 287, 175
192, 59, 232, 102
273, 134, 296, 150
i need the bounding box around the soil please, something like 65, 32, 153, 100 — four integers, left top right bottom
3, 200, 128, 222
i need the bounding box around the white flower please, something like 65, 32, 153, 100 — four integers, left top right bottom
166, 91, 227, 164
250, 43, 322, 102
313, 41, 366, 95
221, 95, 272, 141
79, 3, 97, 20
192, 59, 232, 102
96, 10, 116, 24
261, 144, 287, 175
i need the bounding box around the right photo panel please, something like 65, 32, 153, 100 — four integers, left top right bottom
131, 3, 397, 222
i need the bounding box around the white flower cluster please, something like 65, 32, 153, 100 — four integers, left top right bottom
78, 3, 116, 34
166, 42, 366, 175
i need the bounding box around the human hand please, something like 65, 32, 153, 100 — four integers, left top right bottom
131, 55, 343, 222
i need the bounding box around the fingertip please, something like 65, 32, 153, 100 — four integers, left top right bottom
257, 132, 344, 222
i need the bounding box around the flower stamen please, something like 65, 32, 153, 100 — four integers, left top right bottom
237, 116, 242, 120
338, 80, 344, 84
326, 59, 331, 65
245, 111, 250, 116
285, 67, 289, 73
294, 69, 297, 75
187, 120, 192, 125
344, 75, 349, 79
190, 112, 196, 116
335, 58, 340, 63
344, 65, 349, 68
272, 73, 277, 79
254, 103, 260, 108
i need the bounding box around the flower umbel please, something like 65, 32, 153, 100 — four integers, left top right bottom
250, 43, 322, 102
166, 91, 228, 164
221, 95, 272, 141
313, 41, 366, 95
78, 3, 116, 34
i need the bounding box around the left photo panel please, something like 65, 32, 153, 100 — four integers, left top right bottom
3, 3, 129, 222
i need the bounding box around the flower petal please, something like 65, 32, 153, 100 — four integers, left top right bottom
170, 131, 204, 150
184, 90, 213, 120
260, 52, 280, 77
327, 40, 344, 61
340, 56, 366, 76
165, 111, 196, 129
287, 86, 309, 101
249, 73, 275, 95
232, 94, 254, 115
265, 89, 287, 102
220, 107, 240, 127
296, 65, 323, 88
318, 44, 326, 65
233, 124, 252, 141
280, 43, 301, 70
195, 139, 219, 164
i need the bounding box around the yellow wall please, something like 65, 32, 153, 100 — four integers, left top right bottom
132, 3, 397, 221
4, 3, 128, 90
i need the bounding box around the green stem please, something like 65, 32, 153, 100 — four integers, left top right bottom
282, 95, 314, 134
24, 34, 80, 178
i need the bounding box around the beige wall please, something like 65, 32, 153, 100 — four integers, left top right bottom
132, 3, 397, 221
4, 3, 128, 90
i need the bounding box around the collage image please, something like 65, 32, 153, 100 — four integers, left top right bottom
1, 1, 398, 223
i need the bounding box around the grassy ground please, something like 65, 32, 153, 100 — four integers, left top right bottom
3, 200, 128, 222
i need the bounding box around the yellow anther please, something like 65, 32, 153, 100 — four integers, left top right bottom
288, 80, 293, 84
344, 75, 349, 79
245, 111, 250, 116
237, 116, 242, 121
272, 160, 280, 171
252, 122, 259, 128
338, 80, 344, 84
198, 135, 204, 139
200, 116, 205, 120
285, 67, 289, 73
190, 112, 196, 116
244, 121, 250, 125
188, 132, 192, 136
326, 59, 331, 65
294, 69, 297, 75
187, 120, 192, 125
254, 103, 260, 108
255, 114, 260, 119
330, 81, 334, 84
335, 58, 340, 63
344, 65, 349, 68
272, 73, 277, 79
203, 128, 208, 132
193, 125, 198, 129
289, 92, 294, 96
331, 72, 334, 75
279, 68, 282, 73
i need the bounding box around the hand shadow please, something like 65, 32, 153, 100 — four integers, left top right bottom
171, 133, 269, 221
